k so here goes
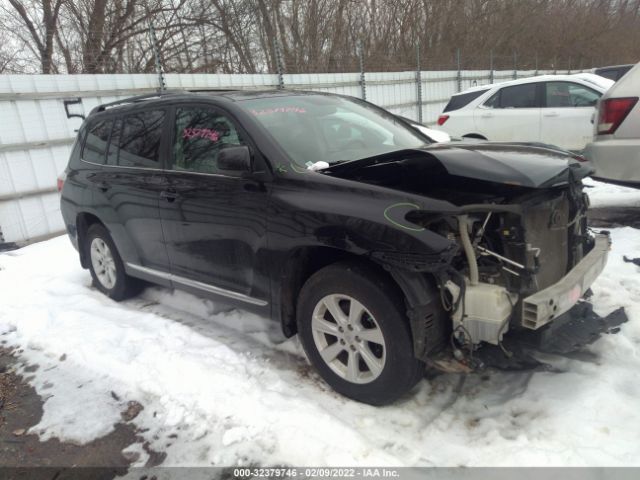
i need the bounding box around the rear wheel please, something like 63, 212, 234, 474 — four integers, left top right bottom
85, 223, 141, 301
297, 262, 424, 405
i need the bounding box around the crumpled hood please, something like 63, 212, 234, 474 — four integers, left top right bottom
324, 142, 592, 188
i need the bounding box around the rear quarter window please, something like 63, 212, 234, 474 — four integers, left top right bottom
443, 89, 489, 112
82, 120, 113, 164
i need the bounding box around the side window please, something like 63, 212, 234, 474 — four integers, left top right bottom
82, 120, 112, 164
173, 106, 246, 174
484, 91, 500, 108
497, 84, 538, 108
443, 89, 490, 112
545, 82, 600, 107
117, 110, 166, 168
71, 124, 87, 162
106, 118, 122, 166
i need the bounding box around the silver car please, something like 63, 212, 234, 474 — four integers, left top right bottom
586, 62, 640, 185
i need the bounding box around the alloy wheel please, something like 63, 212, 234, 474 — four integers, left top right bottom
311, 294, 387, 384
90, 237, 117, 289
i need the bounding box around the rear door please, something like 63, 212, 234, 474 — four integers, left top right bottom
91, 108, 172, 280
158, 103, 271, 307
474, 82, 542, 142
539, 81, 601, 151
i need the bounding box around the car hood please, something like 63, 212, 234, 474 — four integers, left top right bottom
322, 142, 592, 189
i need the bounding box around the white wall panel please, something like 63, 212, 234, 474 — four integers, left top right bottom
0, 69, 586, 244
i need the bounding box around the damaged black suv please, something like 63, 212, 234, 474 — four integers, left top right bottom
60, 90, 618, 405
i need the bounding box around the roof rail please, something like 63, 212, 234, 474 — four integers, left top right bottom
187, 88, 242, 93
89, 90, 183, 115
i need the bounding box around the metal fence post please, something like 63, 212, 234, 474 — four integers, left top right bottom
534, 52, 538, 76
358, 40, 366, 100
456, 48, 462, 92
489, 50, 494, 84
148, 21, 166, 91
273, 37, 285, 89
513, 51, 517, 80
416, 43, 423, 123
568, 57, 572, 75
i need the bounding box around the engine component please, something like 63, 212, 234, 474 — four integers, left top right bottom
458, 215, 479, 285
446, 280, 516, 345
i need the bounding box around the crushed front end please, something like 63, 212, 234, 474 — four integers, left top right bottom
322, 144, 628, 369
430, 179, 627, 369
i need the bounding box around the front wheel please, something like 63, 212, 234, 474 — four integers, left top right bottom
297, 262, 424, 405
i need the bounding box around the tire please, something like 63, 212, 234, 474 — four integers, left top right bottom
296, 262, 424, 405
85, 223, 141, 301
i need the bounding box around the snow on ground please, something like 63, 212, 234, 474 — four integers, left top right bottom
0, 229, 639, 467
584, 177, 640, 208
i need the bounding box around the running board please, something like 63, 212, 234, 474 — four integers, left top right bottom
125, 263, 268, 307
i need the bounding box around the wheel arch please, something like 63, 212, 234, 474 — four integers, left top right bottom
277, 246, 448, 360
462, 133, 488, 140
76, 212, 105, 269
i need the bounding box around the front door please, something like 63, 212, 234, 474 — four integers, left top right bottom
159, 104, 271, 306
539, 81, 601, 151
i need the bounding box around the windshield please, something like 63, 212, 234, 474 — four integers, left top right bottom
238, 94, 429, 166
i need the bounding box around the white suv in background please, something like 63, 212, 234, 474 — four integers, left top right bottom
436, 73, 613, 151
585, 62, 640, 185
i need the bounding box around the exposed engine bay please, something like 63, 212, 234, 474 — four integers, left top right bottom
434, 185, 593, 348
323, 144, 627, 368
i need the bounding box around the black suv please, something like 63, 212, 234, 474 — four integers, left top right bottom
60, 90, 615, 405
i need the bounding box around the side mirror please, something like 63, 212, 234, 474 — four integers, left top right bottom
218, 145, 251, 173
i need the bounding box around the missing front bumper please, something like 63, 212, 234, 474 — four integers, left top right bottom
522, 233, 610, 329
471, 302, 628, 371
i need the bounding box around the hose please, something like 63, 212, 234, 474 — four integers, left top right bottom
458, 215, 479, 286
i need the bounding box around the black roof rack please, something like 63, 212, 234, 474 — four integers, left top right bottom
89, 90, 183, 115
87, 88, 250, 116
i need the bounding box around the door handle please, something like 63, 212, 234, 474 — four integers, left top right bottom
97, 181, 109, 192
480, 113, 493, 118
543, 112, 559, 117
160, 189, 179, 202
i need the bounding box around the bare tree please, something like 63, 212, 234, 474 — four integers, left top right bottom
1, 0, 639, 74
5, 0, 65, 73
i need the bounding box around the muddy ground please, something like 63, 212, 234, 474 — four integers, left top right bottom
0, 347, 165, 479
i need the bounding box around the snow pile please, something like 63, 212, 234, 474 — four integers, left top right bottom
584, 177, 640, 208
0, 228, 639, 466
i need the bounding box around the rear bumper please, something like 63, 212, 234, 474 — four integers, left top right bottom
521, 234, 610, 329
584, 138, 640, 183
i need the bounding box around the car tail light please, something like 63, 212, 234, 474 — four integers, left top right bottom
57, 171, 67, 192
597, 97, 638, 135
437, 115, 449, 126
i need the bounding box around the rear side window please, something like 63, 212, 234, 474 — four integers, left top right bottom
117, 110, 166, 168
82, 120, 112, 164
443, 89, 489, 112
485, 83, 538, 109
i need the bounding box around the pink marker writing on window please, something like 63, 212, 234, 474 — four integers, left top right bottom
183, 128, 220, 142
